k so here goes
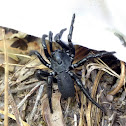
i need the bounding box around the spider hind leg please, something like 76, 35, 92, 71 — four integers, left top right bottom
71, 51, 115, 69
69, 71, 105, 112
47, 76, 53, 113
36, 70, 56, 113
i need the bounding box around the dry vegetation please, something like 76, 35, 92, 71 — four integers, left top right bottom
0, 27, 126, 126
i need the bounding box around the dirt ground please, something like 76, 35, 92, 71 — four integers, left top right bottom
0, 27, 126, 126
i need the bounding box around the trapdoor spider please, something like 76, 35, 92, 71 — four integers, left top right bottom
30, 14, 114, 113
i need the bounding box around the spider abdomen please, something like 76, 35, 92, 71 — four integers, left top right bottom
57, 71, 75, 98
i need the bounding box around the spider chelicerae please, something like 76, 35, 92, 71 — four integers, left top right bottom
30, 14, 114, 113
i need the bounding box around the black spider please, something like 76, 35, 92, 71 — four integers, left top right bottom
30, 14, 114, 113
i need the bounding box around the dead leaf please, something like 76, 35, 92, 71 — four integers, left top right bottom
0, 110, 30, 126
9, 32, 27, 39
27, 41, 40, 52
42, 92, 66, 126
0, 54, 17, 72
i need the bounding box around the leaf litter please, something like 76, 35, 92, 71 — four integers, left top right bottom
0, 27, 126, 126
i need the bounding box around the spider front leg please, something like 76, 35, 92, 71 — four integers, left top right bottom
49, 31, 53, 52
67, 13, 75, 60
54, 27, 75, 61
54, 28, 69, 51
42, 34, 51, 61
68, 71, 105, 112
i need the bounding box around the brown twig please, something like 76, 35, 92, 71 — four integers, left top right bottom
108, 61, 125, 95
28, 84, 44, 124
17, 82, 43, 109
86, 70, 104, 126
9, 91, 23, 126
79, 67, 86, 126
2, 29, 9, 126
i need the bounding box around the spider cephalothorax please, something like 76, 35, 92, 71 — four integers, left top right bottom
50, 50, 72, 73
30, 14, 114, 113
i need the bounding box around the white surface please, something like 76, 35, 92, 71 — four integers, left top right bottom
0, 0, 126, 62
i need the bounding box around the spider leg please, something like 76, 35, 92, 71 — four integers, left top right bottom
36, 69, 55, 113
71, 51, 115, 69
68, 71, 104, 112
36, 69, 57, 83
36, 70, 50, 81
54, 28, 69, 51
29, 50, 51, 69
47, 76, 53, 113
42, 34, 51, 60
49, 31, 53, 52
67, 13, 75, 60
